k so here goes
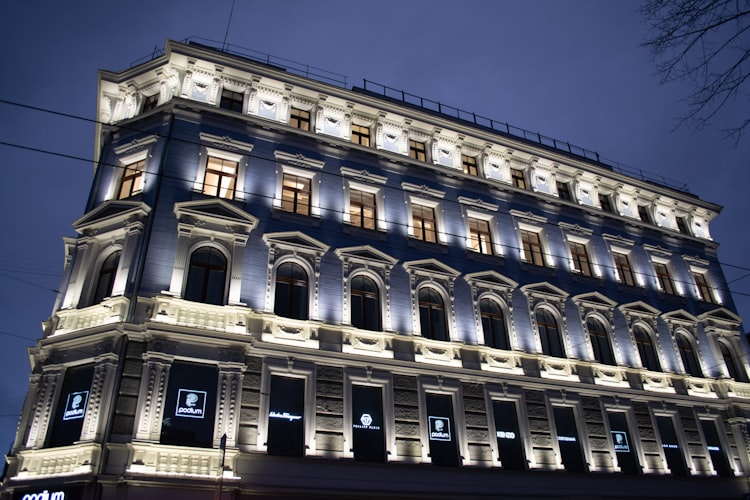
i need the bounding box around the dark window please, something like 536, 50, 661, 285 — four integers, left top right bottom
676, 333, 703, 377
142, 93, 159, 113
425, 393, 460, 467
412, 204, 437, 243
351, 124, 371, 147
492, 400, 526, 470
267, 376, 305, 457
409, 139, 427, 162
47, 364, 94, 447
655, 415, 688, 476
468, 218, 493, 255
520, 230, 545, 266
92, 250, 121, 305
203, 156, 238, 199
351, 275, 381, 331
160, 362, 218, 448
720, 341, 746, 381
634, 326, 661, 372
692, 272, 715, 303
587, 317, 615, 366
419, 287, 448, 341
607, 412, 640, 475
219, 89, 244, 112
461, 154, 478, 176
553, 406, 586, 473
613, 252, 636, 286
638, 205, 653, 224
350, 189, 376, 230
281, 173, 311, 215
556, 181, 572, 201
599, 193, 614, 213
274, 262, 308, 320
118, 159, 146, 199
569, 242, 593, 277
290, 107, 311, 131
700, 419, 733, 477
184, 247, 226, 305
511, 168, 527, 189
480, 298, 509, 350
351, 385, 386, 462
653, 263, 676, 295
536, 309, 565, 358
676, 216, 691, 235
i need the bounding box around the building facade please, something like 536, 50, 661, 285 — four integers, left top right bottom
3, 39, 750, 499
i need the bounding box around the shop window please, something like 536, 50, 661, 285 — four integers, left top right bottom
655, 415, 688, 476
351, 385, 386, 462
552, 406, 586, 472
160, 362, 218, 448
491, 400, 526, 470
480, 298, 510, 350
47, 364, 94, 448
274, 262, 309, 320
419, 287, 448, 341
184, 247, 227, 305
700, 419, 733, 477
607, 411, 639, 475
536, 308, 565, 358
634, 325, 661, 372
587, 316, 615, 366
91, 250, 121, 305
267, 375, 306, 457
425, 393, 460, 466
350, 275, 381, 331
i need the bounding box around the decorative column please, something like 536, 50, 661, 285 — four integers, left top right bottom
61, 238, 93, 309
112, 221, 144, 297
25, 366, 63, 449
728, 416, 750, 474
167, 224, 193, 296
133, 353, 172, 442
213, 362, 245, 449
228, 233, 248, 306
79, 353, 119, 442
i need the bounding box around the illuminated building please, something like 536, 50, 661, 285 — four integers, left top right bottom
3, 39, 750, 499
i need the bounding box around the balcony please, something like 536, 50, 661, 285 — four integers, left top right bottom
128, 442, 239, 478
343, 329, 394, 358
13, 443, 100, 479
151, 295, 249, 334
54, 296, 130, 335
414, 337, 462, 367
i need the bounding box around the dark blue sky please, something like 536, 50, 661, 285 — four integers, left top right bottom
1, 0, 748, 450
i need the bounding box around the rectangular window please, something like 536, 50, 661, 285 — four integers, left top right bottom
281, 173, 311, 216
267, 376, 305, 457
468, 218, 493, 255
676, 216, 691, 235
350, 189, 376, 230
520, 230, 545, 266
569, 242, 593, 276
219, 89, 244, 112
613, 252, 636, 286
118, 159, 146, 199
692, 272, 715, 303
461, 155, 478, 176
638, 205, 653, 224
160, 362, 218, 448
511, 168, 527, 189
655, 415, 688, 476
203, 156, 238, 199
409, 140, 427, 161
700, 419, 733, 477
599, 193, 614, 213
492, 400, 526, 470
351, 124, 371, 147
556, 181, 572, 201
552, 406, 586, 473
351, 385, 386, 462
47, 364, 94, 448
425, 393, 460, 466
654, 263, 676, 295
142, 93, 159, 113
607, 412, 639, 475
412, 204, 437, 243
290, 107, 311, 131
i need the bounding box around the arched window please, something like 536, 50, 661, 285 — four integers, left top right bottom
719, 341, 746, 382
184, 247, 227, 305
351, 275, 381, 331
536, 308, 565, 358
633, 325, 661, 372
92, 250, 121, 305
480, 298, 509, 350
274, 262, 309, 320
676, 332, 703, 377
418, 287, 448, 341
587, 317, 615, 366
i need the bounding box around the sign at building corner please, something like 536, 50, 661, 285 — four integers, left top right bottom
175, 389, 207, 419
62, 391, 89, 421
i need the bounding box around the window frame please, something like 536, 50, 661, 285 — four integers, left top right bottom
484, 386, 533, 470
653, 261, 677, 295
556, 181, 573, 201
568, 240, 594, 277
193, 135, 253, 202
89, 249, 122, 306
289, 106, 311, 131
404, 186, 446, 245
510, 167, 527, 189
141, 92, 160, 113
461, 154, 479, 176
351, 123, 372, 147
202, 154, 239, 199
534, 306, 566, 358
273, 151, 324, 218
417, 378, 469, 467
585, 315, 616, 366
417, 285, 450, 342
691, 270, 716, 304
272, 259, 311, 321
182, 244, 229, 306
519, 227, 547, 267
612, 250, 637, 287
633, 323, 663, 372
674, 330, 704, 378
409, 139, 427, 162
219, 87, 245, 113
118, 157, 147, 199
479, 296, 511, 350
348, 272, 383, 332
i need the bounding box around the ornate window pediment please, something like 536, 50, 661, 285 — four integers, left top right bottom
520, 282, 568, 304
263, 231, 329, 255
571, 292, 617, 312
403, 259, 459, 280
335, 245, 398, 268
73, 200, 151, 236
464, 271, 518, 294
174, 199, 258, 234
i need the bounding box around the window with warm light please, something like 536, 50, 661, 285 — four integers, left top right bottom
461, 154, 478, 176
653, 262, 676, 295
219, 88, 244, 112
409, 139, 427, 161
613, 252, 636, 286
520, 230, 545, 266
290, 107, 311, 131
412, 204, 437, 243
569, 241, 593, 277
203, 156, 238, 199
351, 124, 371, 147
118, 159, 146, 199
468, 218, 493, 255
692, 271, 715, 303
281, 173, 311, 216
349, 189, 376, 230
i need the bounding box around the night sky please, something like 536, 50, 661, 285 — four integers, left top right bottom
1, 0, 748, 451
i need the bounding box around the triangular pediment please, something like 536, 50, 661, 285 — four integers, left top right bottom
698, 307, 742, 329
464, 271, 518, 290
403, 258, 460, 279
335, 245, 398, 266
572, 291, 617, 309
618, 301, 661, 317
263, 231, 329, 254
73, 200, 151, 235
174, 199, 258, 232
662, 309, 698, 325
520, 282, 568, 300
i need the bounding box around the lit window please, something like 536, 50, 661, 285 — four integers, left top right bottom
219, 88, 244, 112
418, 287, 448, 341
536, 308, 565, 358
350, 275, 381, 331
676, 332, 703, 377
569, 242, 593, 277
637, 205, 653, 224
118, 159, 146, 199
692, 272, 715, 303
349, 189, 376, 230
468, 218, 493, 255
511, 168, 527, 189
461, 154, 478, 176
556, 181, 572, 201
351, 124, 371, 147
290, 107, 311, 131
520, 230, 545, 266
409, 140, 427, 161
184, 247, 227, 305
92, 251, 121, 305
599, 193, 614, 213
281, 174, 311, 216
480, 298, 509, 350
613, 252, 636, 286
653, 262, 676, 295
203, 156, 238, 199
412, 204, 437, 243
633, 326, 661, 372
274, 262, 309, 320
141, 93, 159, 113
586, 317, 615, 365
